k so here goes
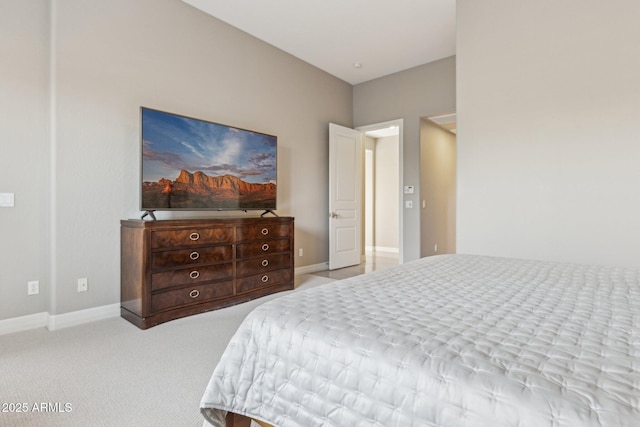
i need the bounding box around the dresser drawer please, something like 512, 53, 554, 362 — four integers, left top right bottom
150, 227, 234, 249
236, 238, 290, 259
237, 269, 292, 294
151, 280, 234, 313
151, 262, 233, 291
151, 245, 233, 270
236, 223, 291, 242
236, 253, 291, 277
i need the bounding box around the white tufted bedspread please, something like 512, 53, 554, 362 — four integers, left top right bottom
200, 254, 640, 426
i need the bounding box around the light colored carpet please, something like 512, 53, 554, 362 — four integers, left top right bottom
0, 274, 335, 427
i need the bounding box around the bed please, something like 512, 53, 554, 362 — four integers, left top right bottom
200, 254, 640, 426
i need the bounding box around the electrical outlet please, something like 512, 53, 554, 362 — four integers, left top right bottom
27, 280, 39, 295
0, 193, 15, 207
299, 248, 303, 257
77, 277, 88, 292
434, 244, 438, 253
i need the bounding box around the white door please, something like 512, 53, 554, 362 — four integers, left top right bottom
329, 123, 362, 270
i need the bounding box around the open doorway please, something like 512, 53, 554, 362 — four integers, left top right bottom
327, 120, 403, 270
358, 120, 403, 264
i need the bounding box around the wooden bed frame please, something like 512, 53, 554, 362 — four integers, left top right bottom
226, 412, 274, 427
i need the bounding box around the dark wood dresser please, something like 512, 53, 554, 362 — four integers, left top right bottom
120, 217, 294, 329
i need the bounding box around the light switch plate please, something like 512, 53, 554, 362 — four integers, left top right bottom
0, 193, 15, 207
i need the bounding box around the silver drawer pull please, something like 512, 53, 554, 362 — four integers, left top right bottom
261, 243, 269, 251
189, 232, 200, 241
189, 270, 200, 279
261, 275, 269, 283
189, 289, 200, 298
189, 251, 200, 260
261, 259, 269, 267
261, 228, 269, 235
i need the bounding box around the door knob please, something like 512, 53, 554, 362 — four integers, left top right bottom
330, 212, 338, 218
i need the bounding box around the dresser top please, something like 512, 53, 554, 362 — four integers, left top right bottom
121, 216, 293, 229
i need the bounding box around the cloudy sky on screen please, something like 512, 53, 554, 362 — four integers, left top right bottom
142, 108, 276, 184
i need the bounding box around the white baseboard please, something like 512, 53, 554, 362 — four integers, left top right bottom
295, 262, 329, 275
0, 303, 121, 336
48, 303, 120, 331
2, 264, 332, 336
0, 312, 49, 336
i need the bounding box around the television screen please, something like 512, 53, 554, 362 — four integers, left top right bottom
140, 107, 277, 212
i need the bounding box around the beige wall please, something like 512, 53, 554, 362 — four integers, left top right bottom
354, 57, 456, 261
374, 136, 399, 251
420, 120, 456, 257
0, 0, 51, 320
363, 137, 375, 251
1, 0, 352, 320
457, 0, 640, 269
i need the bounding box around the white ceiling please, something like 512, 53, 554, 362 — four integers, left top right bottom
181, 0, 456, 85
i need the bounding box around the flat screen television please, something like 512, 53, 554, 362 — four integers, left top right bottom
140, 107, 277, 218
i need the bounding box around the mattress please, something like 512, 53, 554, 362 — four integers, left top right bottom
200, 254, 640, 426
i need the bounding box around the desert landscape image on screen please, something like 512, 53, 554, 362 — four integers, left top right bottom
141, 108, 276, 210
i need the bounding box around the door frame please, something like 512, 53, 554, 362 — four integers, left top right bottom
357, 119, 404, 264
